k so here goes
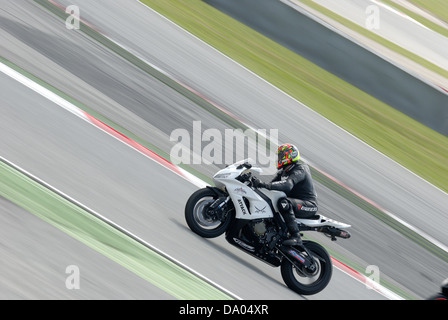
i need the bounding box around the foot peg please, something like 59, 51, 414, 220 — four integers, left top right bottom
319, 226, 351, 241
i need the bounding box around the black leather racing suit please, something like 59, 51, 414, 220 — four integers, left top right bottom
267, 161, 318, 218
253, 160, 318, 245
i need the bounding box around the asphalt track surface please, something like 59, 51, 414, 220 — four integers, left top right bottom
0, 0, 447, 299
0, 68, 384, 300
49, 0, 448, 250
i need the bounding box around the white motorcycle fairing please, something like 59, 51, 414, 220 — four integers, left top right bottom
213, 159, 275, 219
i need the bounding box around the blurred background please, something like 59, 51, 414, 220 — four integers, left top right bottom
0, 0, 447, 300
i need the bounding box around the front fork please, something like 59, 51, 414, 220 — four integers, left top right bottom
207, 196, 231, 221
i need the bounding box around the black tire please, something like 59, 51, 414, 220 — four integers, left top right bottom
280, 241, 332, 296
185, 188, 233, 238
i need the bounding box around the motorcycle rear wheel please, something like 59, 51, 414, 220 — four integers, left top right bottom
280, 241, 332, 296
185, 188, 233, 238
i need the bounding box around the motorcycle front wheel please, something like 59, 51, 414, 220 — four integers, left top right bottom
280, 241, 332, 296
185, 188, 233, 238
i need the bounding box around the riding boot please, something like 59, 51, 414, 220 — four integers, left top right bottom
281, 209, 302, 246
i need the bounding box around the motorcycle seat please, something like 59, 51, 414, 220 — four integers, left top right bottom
295, 214, 320, 220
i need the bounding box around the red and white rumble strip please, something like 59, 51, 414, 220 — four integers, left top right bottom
0, 62, 207, 189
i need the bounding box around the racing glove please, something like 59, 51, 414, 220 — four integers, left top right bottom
251, 177, 269, 189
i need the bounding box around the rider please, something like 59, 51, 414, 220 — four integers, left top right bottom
251, 143, 318, 246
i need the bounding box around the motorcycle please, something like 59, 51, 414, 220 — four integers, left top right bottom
185, 159, 351, 296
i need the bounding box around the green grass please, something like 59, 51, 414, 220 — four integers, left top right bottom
409, 0, 448, 24
142, 0, 448, 193
0, 158, 234, 300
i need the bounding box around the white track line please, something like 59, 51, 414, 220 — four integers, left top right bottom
370, 0, 430, 30
0, 61, 236, 298
0, 155, 240, 299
